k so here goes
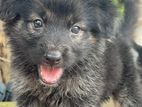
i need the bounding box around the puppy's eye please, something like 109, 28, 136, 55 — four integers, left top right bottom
70, 26, 81, 34
33, 19, 43, 28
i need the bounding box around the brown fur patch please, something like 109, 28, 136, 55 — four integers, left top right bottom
0, 21, 11, 84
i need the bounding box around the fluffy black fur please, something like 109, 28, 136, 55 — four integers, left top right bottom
0, 0, 142, 107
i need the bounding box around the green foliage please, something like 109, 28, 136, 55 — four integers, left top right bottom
112, 0, 124, 16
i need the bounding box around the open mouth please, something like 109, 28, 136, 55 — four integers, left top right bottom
38, 64, 63, 86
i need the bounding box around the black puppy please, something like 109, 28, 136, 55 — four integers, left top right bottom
0, 0, 142, 107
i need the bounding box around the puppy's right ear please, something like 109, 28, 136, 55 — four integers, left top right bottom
0, 0, 18, 22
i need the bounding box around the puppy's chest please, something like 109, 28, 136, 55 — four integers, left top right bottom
37, 88, 89, 107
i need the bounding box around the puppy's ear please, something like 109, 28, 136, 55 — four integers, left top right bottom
0, 0, 18, 22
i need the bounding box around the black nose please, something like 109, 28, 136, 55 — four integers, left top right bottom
45, 50, 62, 64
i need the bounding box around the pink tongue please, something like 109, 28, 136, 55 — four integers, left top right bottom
40, 65, 63, 84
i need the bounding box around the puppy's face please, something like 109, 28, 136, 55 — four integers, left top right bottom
0, 0, 115, 86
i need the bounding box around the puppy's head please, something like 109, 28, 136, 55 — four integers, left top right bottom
0, 0, 116, 86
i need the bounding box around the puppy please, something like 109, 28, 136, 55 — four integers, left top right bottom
0, 0, 142, 107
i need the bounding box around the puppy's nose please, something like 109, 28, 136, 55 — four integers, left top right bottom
45, 50, 62, 64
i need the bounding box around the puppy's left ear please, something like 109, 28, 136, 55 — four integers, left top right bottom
0, 0, 18, 22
